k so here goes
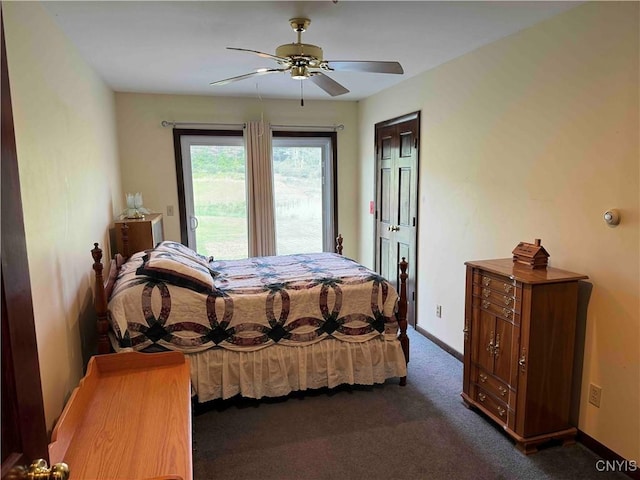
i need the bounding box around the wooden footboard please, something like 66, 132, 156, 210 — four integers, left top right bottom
397, 257, 409, 386
334, 233, 409, 383
91, 234, 410, 383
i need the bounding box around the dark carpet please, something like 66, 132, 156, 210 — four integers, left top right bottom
192, 327, 627, 480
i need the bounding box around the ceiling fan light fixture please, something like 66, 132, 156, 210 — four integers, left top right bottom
291, 66, 308, 80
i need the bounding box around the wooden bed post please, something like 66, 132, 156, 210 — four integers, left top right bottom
335, 234, 343, 255
398, 257, 409, 386
91, 243, 111, 355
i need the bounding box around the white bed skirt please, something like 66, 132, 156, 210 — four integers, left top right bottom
188, 337, 408, 403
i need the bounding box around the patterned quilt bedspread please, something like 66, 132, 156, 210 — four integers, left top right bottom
108, 247, 400, 353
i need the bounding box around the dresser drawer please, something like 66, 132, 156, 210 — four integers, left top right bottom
475, 386, 515, 430
473, 271, 520, 299
472, 295, 521, 324
473, 365, 514, 406
472, 284, 521, 313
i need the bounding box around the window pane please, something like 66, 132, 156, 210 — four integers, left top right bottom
190, 144, 248, 260
272, 146, 323, 255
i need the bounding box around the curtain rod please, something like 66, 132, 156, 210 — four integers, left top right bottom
270, 124, 344, 131
161, 121, 245, 128
161, 120, 344, 131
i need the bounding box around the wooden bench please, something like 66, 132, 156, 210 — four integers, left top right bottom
49, 351, 192, 480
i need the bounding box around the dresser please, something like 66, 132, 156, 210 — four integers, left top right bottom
114, 213, 163, 256
461, 258, 588, 454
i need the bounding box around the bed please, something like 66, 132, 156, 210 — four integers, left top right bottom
91, 235, 409, 403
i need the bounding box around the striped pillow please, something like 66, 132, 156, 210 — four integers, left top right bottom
153, 241, 214, 267
136, 250, 217, 293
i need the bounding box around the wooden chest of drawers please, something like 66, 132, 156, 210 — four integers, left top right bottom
114, 213, 163, 256
461, 258, 588, 454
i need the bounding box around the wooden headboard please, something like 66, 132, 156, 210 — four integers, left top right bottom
91, 243, 124, 355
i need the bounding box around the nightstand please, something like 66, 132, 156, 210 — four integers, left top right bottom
114, 213, 163, 256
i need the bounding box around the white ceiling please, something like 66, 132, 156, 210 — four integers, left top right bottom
42, 1, 579, 101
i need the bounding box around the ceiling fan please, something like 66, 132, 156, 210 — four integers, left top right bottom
210, 17, 404, 97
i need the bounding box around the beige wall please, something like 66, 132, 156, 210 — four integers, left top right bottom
4, 2, 122, 431
358, 2, 639, 461
114, 93, 360, 257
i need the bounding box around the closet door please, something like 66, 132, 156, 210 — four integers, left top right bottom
375, 114, 419, 326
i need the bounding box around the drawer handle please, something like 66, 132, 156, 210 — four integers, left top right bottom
482, 277, 491, 287
479, 373, 487, 383
478, 392, 486, 403
503, 296, 513, 306
497, 406, 506, 418
482, 300, 490, 309
503, 284, 513, 294
498, 386, 507, 397
482, 288, 491, 298
502, 308, 512, 319
493, 333, 500, 358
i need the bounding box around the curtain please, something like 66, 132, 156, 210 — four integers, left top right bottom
245, 120, 276, 257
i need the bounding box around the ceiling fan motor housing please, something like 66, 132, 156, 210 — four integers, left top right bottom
275, 43, 324, 63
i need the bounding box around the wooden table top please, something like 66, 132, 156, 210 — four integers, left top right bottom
465, 258, 588, 284
49, 351, 192, 480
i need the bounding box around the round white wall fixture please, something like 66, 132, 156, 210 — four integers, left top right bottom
603, 209, 621, 226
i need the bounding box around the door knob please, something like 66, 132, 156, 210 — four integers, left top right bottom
7, 459, 70, 480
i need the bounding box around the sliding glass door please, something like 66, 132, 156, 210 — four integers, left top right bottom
179, 133, 248, 259
272, 135, 335, 255
175, 129, 336, 259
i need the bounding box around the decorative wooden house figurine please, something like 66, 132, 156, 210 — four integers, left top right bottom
512, 238, 550, 269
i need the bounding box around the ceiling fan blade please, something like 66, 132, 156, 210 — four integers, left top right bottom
309, 72, 350, 97
226, 47, 289, 63
210, 69, 286, 86
324, 60, 404, 74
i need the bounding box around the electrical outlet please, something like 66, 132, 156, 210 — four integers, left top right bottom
167, 205, 174, 216
436, 305, 442, 318
588, 384, 602, 407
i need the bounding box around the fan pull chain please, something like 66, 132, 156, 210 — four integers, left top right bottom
300, 80, 304, 107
